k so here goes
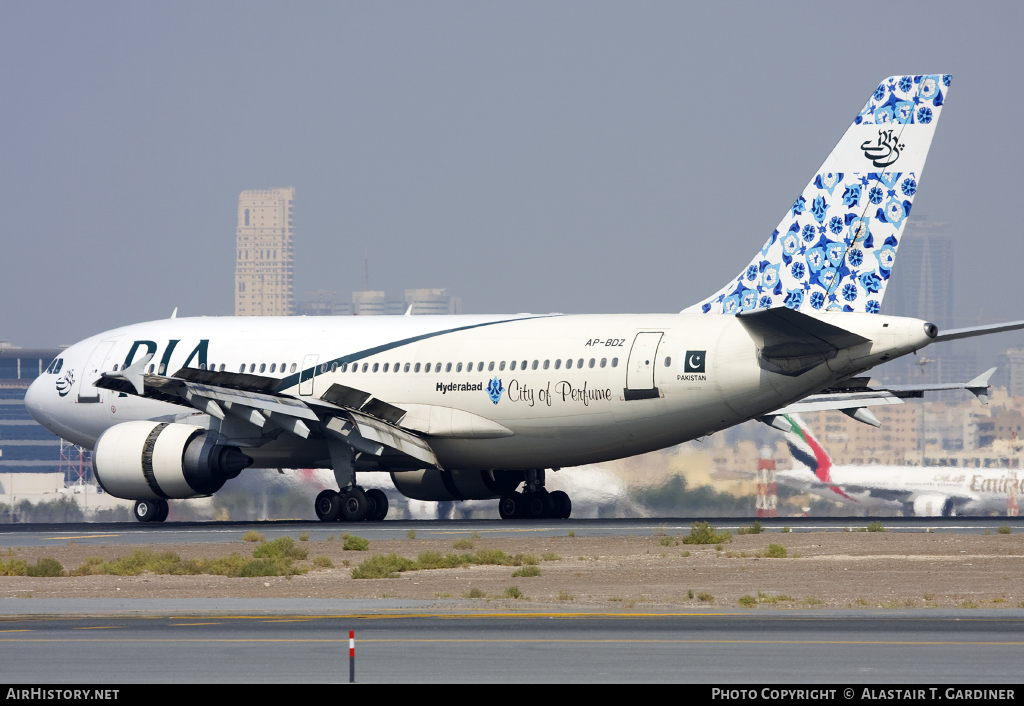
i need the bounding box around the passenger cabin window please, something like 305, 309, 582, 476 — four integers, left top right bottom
509, 361, 516, 371
404, 363, 410, 373
414, 363, 421, 373
383, 363, 389, 373
554, 359, 561, 369
331, 363, 338, 373
372, 363, 379, 373
361, 363, 368, 373
488, 362, 494, 372
531, 360, 538, 370
577, 358, 584, 369
149, 364, 155, 373
588, 358, 595, 368
499, 361, 506, 371
239, 364, 246, 373
611, 357, 619, 367
249, 364, 256, 373
290, 363, 297, 373
456, 363, 462, 373
424, 363, 431, 373
600, 358, 607, 368
565, 359, 572, 369
341, 363, 348, 372
521, 360, 527, 370
543, 360, 550, 370
664, 357, 671, 367
259, 363, 266, 373
270, 364, 276, 373
445, 363, 452, 373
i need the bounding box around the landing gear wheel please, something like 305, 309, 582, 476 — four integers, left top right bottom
341, 487, 369, 522
365, 489, 389, 521
314, 489, 342, 522
134, 500, 160, 523
153, 499, 169, 523
550, 490, 571, 519
526, 490, 556, 519
498, 493, 523, 520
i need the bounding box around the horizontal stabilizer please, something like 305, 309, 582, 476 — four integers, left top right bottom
933, 320, 1024, 343
737, 307, 870, 375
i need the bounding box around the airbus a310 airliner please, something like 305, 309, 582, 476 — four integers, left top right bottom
23, 74, 1024, 522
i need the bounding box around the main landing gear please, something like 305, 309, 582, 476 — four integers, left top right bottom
134, 499, 169, 523
498, 469, 571, 520
315, 487, 389, 522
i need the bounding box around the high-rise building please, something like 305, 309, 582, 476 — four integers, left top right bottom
405, 288, 462, 315
996, 348, 1024, 397
885, 217, 954, 325
882, 217, 974, 384
234, 187, 294, 316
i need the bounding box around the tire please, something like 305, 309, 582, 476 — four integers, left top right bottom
153, 499, 170, 523
365, 489, 389, 521
133, 500, 159, 523
498, 493, 521, 520
314, 489, 341, 522
341, 487, 369, 522
550, 490, 571, 519
526, 490, 555, 520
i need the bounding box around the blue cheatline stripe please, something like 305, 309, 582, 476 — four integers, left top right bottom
274, 316, 556, 393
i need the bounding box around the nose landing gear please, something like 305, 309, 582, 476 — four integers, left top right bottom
498, 470, 571, 520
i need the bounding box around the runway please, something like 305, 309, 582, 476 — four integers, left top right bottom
0, 607, 1020, 683
1, 516, 1023, 548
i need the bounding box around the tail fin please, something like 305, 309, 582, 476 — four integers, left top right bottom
779, 413, 853, 500
687, 74, 951, 315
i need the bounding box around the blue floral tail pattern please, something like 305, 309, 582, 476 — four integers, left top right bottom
686, 74, 951, 316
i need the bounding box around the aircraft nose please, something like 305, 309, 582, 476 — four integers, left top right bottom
23, 375, 49, 426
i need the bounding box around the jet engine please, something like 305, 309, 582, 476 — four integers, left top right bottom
390, 469, 525, 501
911, 494, 953, 517
93, 421, 251, 500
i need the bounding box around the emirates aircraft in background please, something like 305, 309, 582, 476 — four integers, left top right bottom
23, 73, 1024, 523
774, 409, 1019, 517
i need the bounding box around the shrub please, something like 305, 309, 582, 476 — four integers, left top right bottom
343, 535, 370, 552
697, 592, 714, 603
502, 586, 525, 599
452, 538, 475, 550
406, 529, 417, 539
239, 559, 289, 577
513, 553, 540, 566
556, 591, 574, 601
687, 589, 694, 599
474, 549, 514, 565
567, 530, 575, 538
763, 543, 788, 558
512, 565, 541, 578
298, 532, 310, 542
351, 553, 418, 579
805, 596, 823, 606
0, 554, 28, 576
417, 552, 473, 570
781, 527, 791, 533
26, 557, 65, 577
714, 544, 723, 552
541, 552, 561, 561
998, 525, 1012, 535
681, 551, 691, 557
682, 521, 732, 545
253, 537, 308, 560
465, 587, 486, 598
242, 530, 265, 543
738, 521, 764, 535
312, 556, 334, 569
659, 536, 677, 547
866, 521, 886, 532
738, 594, 757, 608
326, 534, 336, 542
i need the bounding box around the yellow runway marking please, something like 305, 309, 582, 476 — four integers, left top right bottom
45, 534, 120, 540
170, 623, 221, 627
0, 630, 31, 633
261, 619, 315, 623
0, 638, 1020, 646
73, 626, 120, 630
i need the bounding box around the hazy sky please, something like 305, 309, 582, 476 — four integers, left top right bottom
3, 1, 1023, 349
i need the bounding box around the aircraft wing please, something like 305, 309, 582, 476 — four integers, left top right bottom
94, 365, 446, 469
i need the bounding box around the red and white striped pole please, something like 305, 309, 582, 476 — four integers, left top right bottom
349, 630, 355, 683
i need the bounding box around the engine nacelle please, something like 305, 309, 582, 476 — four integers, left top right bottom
390, 469, 525, 501
93, 421, 252, 500
912, 494, 952, 517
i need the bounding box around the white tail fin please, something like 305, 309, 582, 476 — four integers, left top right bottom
687, 74, 951, 315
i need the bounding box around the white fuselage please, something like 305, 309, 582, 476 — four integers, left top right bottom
25, 311, 934, 473
778, 464, 1019, 515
